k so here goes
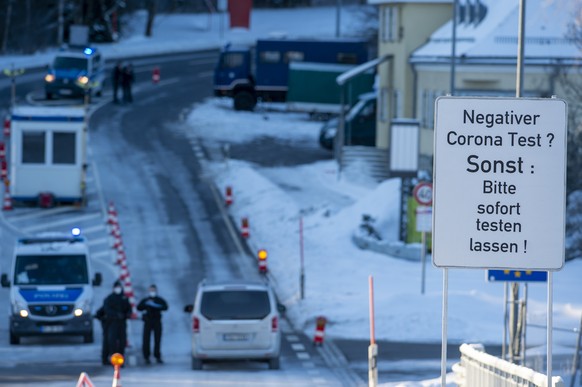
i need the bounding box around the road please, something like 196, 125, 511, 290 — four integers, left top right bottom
0, 50, 467, 386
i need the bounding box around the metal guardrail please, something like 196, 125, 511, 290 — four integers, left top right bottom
454, 343, 565, 387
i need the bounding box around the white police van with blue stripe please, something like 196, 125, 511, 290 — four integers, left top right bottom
1, 230, 102, 344
44, 46, 105, 100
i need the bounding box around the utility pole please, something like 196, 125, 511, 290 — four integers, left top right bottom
57, 0, 65, 45
335, 0, 342, 38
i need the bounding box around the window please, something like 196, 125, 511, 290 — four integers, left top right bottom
285, 51, 304, 63
259, 51, 281, 63
221, 53, 244, 68
53, 57, 88, 71
53, 132, 76, 164
382, 6, 399, 42
22, 131, 45, 164
14, 254, 88, 285
380, 87, 389, 122
337, 52, 358, 64
201, 290, 271, 320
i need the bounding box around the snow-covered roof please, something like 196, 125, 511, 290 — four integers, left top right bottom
411, 0, 582, 65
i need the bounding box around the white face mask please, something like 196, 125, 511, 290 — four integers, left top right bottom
114, 287, 123, 294
149, 292, 157, 298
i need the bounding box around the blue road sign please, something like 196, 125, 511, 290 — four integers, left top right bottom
487, 270, 547, 282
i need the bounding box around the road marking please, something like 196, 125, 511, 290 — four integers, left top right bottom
296, 352, 311, 360
22, 212, 102, 233
5, 206, 79, 222
305, 364, 318, 371
87, 237, 110, 247
291, 343, 306, 351
286, 334, 300, 342
81, 224, 107, 234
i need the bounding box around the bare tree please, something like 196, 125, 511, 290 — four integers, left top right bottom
1, 0, 14, 54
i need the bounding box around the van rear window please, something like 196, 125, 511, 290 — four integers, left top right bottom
201, 290, 270, 320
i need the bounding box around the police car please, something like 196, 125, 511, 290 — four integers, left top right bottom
1, 230, 102, 344
44, 46, 105, 100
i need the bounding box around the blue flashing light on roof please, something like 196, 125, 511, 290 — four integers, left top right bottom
83, 47, 93, 55
71, 227, 81, 237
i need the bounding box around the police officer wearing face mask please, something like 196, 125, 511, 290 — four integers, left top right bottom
102, 280, 132, 362
137, 284, 168, 364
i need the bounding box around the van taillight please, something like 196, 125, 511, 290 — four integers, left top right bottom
193, 317, 200, 333
271, 316, 278, 332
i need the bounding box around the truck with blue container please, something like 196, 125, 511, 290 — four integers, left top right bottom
1, 231, 102, 344
213, 38, 370, 111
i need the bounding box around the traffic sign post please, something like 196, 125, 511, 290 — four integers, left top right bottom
433, 96, 567, 271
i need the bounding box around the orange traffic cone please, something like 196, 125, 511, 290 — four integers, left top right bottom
3, 184, 12, 211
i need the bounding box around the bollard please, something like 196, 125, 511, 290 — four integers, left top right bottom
225, 186, 233, 206
257, 249, 268, 274
0, 159, 6, 181
152, 67, 160, 84
3, 181, 12, 211
313, 316, 327, 346
0, 141, 5, 159
111, 353, 124, 387
3, 117, 10, 138
241, 217, 250, 238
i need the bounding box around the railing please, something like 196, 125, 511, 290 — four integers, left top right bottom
454, 343, 565, 387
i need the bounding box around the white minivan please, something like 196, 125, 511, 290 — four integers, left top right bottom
184, 280, 281, 370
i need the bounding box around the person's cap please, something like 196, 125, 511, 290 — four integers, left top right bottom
149, 284, 157, 289
113, 280, 122, 288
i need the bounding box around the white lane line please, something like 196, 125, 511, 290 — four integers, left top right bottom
296, 352, 311, 360
87, 237, 110, 248
291, 343, 306, 351
81, 224, 107, 234
312, 377, 328, 384
305, 363, 318, 371
6, 206, 79, 222
22, 212, 102, 233
286, 334, 300, 342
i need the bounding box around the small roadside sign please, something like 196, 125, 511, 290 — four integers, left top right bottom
416, 206, 432, 233
413, 182, 432, 206
487, 270, 547, 282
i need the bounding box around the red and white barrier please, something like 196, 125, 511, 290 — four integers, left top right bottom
0, 141, 5, 159
3, 117, 10, 138
75, 372, 95, 387
152, 67, 160, 84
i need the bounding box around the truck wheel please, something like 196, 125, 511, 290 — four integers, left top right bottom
46, 92, 53, 100
234, 91, 256, 111
268, 357, 280, 370
83, 331, 94, 344
10, 332, 20, 345
191, 357, 203, 370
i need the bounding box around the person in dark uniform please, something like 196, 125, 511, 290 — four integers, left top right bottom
94, 305, 109, 365
103, 281, 132, 360
137, 284, 168, 364
121, 63, 134, 104
112, 61, 123, 103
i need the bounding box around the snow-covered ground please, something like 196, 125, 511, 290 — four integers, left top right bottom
1, 4, 580, 386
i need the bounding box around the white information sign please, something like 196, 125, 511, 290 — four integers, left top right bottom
432, 97, 567, 270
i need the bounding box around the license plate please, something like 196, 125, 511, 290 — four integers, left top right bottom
59, 89, 72, 95
41, 325, 64, 333
223, 333, 248, 341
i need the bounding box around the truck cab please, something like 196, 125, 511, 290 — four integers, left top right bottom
44, 46, 105, 100
1, 232, 102, 344
213, 44, 254, 110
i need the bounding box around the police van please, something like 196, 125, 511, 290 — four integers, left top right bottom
44, 46, 105, 100
1, 231, 102, 344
